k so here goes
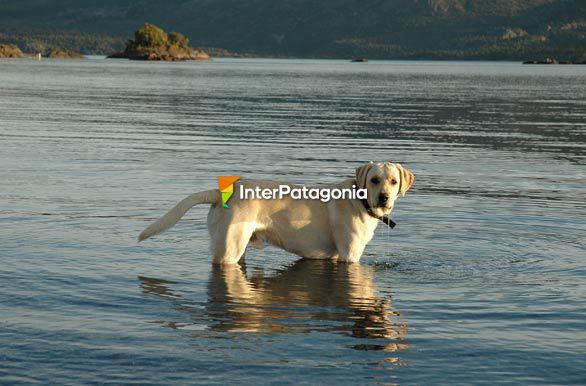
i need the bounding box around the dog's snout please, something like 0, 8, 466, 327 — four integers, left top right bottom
378, 193, 389, 205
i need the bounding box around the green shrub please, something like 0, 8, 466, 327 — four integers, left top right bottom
168, 31, 189, 48
133, 23, 168, 47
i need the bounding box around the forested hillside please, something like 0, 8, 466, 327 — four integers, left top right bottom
0, 0, 584, 59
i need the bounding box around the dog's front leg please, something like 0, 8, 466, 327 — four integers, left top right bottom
335, 239, 367, 263
332, 217, 377, 263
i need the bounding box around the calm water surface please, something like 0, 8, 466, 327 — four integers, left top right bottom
1, 58, 585, 385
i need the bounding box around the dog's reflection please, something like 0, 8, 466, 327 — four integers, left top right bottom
139, 259, 408, 352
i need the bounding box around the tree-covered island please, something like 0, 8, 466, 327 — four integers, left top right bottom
108, 23, 211, 61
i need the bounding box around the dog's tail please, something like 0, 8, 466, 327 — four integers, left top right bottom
138, 189, 219, 242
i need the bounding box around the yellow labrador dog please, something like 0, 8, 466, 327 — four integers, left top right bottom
139, 161, 414, 264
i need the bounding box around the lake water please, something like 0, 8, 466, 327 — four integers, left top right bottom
1, 58, 585, 385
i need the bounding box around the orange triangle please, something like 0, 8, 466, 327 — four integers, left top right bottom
217, 176, 240, 191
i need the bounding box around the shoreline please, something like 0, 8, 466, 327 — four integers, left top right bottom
4, 54, 586, 65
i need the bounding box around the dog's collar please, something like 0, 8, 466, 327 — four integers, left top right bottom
356, 181, 397, 229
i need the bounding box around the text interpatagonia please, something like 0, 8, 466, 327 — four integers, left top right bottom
239, 184, 367, 203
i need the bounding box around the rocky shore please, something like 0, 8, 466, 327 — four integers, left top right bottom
108, 45, 210, 61
45, 50, 84, 59
523, 57, 586, 64
0, 44, 24, 58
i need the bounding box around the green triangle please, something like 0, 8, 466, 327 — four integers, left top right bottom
221, 191, 233, 208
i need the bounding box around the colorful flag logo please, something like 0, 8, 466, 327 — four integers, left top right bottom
217, 176, 240, 208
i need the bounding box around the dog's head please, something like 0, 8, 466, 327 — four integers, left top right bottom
356, 161, 414, 217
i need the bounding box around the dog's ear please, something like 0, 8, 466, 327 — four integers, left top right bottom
355, 162, 374, 188
395, 163, 414, 197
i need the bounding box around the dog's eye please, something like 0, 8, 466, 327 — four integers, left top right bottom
391, 179, 397, 185
370, 177, 380, 185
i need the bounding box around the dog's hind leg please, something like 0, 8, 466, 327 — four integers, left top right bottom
208, 207, 256, 265
210, 223, 256, 265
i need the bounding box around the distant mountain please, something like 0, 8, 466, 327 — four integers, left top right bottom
0, 0, 584, 59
